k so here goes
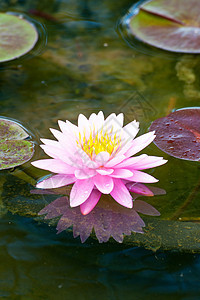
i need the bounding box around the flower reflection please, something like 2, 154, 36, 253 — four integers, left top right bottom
33, 184, 165, 243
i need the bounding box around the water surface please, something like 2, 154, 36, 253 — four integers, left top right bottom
1, 0, 200, 298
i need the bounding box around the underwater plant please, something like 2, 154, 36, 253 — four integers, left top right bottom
32, 112, 167, 215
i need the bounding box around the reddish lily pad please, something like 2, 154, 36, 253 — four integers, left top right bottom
149, 108, 200, 161
0, 118, 34, 170
126, 0, 200, 53
0, 13, 38, 63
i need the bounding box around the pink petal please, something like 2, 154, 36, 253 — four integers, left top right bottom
129, 156, 168, 170
127, 170, 158, 183
49, 128, 64, 141
105, 112, 116, 121
96, 168, 114, 175
88, 112, 97, 124
40, 144, 68, 160
110, 179, 133, 208
126, 182, 154, 196
116, 113, 124, 127
134, 200, 160, 216
41, 136, 77, 159
114, 154, 147, 168
80, 189, 101, 215
78, 114, 91, 138
75, 169, 97, 179
97, 111, 104, 120
114, 140, 132, 156
40, 144, 78, 166
57, 120, 78, 137
31, 159, 75, 174
89, 111, 104, 132
97, 112, 105, 131
60, 135, 77, 152
111, 169, 133, 178
122, 120, 139, 142
104, 113, 122, 133
50, 127, 77, 152
58, 120, 78, 135
94, 151, 110, 166
105, 155, 126, 168
70, 179, 94, 207
36, 174, 76, 189
40, 138, 61, 148
58, 120, 69, 134
93, 174, 114, 194
65, 120, 78, 131
78, 113, 89, 128
77, 148, 97, 168
125, 131, 156, 157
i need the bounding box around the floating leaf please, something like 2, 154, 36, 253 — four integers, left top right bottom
0, 13, 38, 63
36, 184, 162, 243
0, 118, 34, 170
149, 108, 200, 161
126, 0, 200, 53
0, 118, 29, 141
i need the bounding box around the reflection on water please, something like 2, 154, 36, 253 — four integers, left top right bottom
1, 0, 200, 298
1, 214, 200, 299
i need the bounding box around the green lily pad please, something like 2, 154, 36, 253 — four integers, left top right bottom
125, 0, 200, 53
0, 12, 38, 63
0, 118, 29, 142
0, 118, 34, 170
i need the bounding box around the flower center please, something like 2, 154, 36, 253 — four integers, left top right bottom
77, 127, 121, 158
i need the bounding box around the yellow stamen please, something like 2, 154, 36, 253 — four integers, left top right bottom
77, 126, 121, 158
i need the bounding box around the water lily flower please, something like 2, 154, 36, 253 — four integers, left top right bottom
32, 112, 167, 215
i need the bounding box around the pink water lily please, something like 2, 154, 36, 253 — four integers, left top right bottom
32, 112, 167, 215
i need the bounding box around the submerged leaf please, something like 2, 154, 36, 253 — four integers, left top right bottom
0, 12, 38, 63
0, 118, 34, 170
125, 0, 200, 53
149, 108, 200, 161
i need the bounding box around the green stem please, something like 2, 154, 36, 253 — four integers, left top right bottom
11, 166, 37, 186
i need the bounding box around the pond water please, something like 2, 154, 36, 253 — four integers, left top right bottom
1, 0, 200, 298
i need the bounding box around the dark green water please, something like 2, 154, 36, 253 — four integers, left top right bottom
1, 0, 200, 298
1, 214, 200, 299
